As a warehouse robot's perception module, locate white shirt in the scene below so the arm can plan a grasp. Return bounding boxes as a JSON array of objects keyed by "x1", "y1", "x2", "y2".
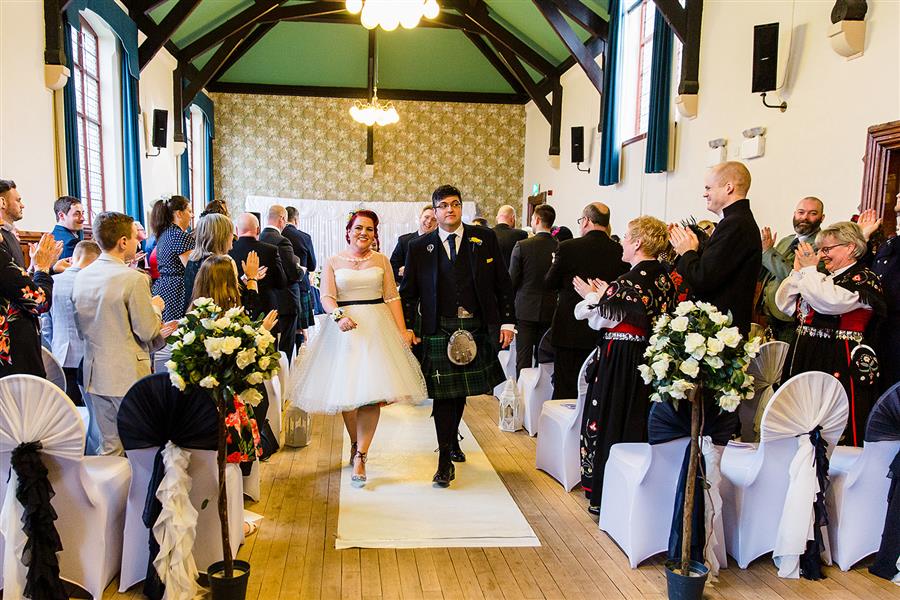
[
  {"x1": 774, "y1": 263, "x2": 869, "y2": 317},
  {"x1": 574, "y1": 291, "x2": 622, "y2": 331},
  {"x1": 437, "y1": 224, "x2": 464, "y2": 260},
  {"x1": 436, "y1": 225, "x2": 515, "y2": 333}
]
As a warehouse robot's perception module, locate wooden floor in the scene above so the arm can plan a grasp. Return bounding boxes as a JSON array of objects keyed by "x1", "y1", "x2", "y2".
[{"x1": 106, "y1": 396, "x2": 900, "y2": 600}]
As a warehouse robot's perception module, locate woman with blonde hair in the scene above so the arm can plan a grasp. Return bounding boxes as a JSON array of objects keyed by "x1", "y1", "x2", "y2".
[
  {"x1": 776, "y1": 221, "x2": 885, "y2": 446},
  {"x1": 183, "y1": 213, "x2": 239, "y2": 310},
  {"x1": 572, "y1": 215, "x2": 675, "y2": 514}
]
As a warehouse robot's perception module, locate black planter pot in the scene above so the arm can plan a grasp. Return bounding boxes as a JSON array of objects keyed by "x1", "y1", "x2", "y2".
[
  {"x1": 665, "y1": 560, "x2": 709, "y2": 600},
  {"x1": 208, "y1": 560, "x2": 251, "y2": 600}
]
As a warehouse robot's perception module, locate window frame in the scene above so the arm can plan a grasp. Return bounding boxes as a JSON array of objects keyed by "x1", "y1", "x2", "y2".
[
  {"x1": 185, "y1": 110, "x2": 196, "y2": 224},
  {"x1": 632, "y1": 0, "x2": 654, "y2": 139},
  {"x1": 71, "y1": 18, "x2": 107, "y2": 223}
]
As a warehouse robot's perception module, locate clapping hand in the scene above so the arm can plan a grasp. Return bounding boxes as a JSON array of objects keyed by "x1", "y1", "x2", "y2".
[
  {"x1": 669, "y1": 225, "x2": 699, "y2": 255},
  {"x1": 573, "y1": 276, "x2": 608, "y2": 299},
  {"x1": 794, "y1": 241, "x2": 819, "y2": 270},
  {"x1": 29, "y1": 234, "x2": 63, "y2": 273},
  {"x1": 53, "y1": 257, "x2": 72, "y2": 273},
  {"x1": 857, "y1": 209, "x2": 882, "y2": 241},
  {"x1": 242, "y1": 251, "x2": 261, "y2": 280},
  {"x1": 128, "y1": 251, "x2": 147, "y2": 269},
  {"x1": 262, "y1": 309, "x2": 278, "y2": 331},
  {"x1": 760, "y1": 227, "x2": 777, "y2": 252}
]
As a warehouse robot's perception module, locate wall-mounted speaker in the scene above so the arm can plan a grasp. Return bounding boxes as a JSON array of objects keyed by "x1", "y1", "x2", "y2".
[
  {"x1": 752, "y1": 23, "x2": 779, "y2": 93},
  {"x1": 151, "y1": 109, "x2": 168, "y2": 148},
  {"x1": 571, "y1": 126, "x2": 585, "y2": 163}
]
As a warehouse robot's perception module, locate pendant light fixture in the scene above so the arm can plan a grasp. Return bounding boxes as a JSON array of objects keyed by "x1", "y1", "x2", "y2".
[
  {"x1": 349, "y1": 35, "x2": 399, "y2": 127},
  {"x1": 345, "y1": 0, "x2": 440, "y2": 31}
]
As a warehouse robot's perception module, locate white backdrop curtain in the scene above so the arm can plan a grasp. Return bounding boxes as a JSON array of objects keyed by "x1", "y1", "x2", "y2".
[{"x1": 245, "y1": 196, "x2": 476, "y2": 265}]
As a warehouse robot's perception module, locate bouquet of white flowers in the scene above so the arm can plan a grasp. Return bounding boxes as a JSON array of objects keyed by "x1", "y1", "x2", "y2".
[
  {"x1": 641, "y1": 300, "x2": 761, "y2": 580},
  {"x1": 639, "y1": 300, "x2": 761, "y2": 413},
  {"x1": 166, "y1": 297, "x2": 281, "y2": 579}
]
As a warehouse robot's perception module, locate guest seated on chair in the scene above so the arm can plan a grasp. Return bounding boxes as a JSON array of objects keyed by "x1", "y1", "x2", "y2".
[
  {"x1": 572, "y1": 216, "x2": 675, "y2": 514},
  {"x1": 775, "y1": 221, "x2": 886, "y2": 446}
]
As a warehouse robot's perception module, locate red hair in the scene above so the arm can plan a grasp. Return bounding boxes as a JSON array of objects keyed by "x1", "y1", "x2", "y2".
[{"x1": 345, "y1": 209, "x2": 380, "y2": 247}]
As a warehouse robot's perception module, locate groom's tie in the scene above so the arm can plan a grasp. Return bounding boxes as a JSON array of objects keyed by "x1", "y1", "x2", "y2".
[{"x1": 447, "y1": 233, "x2": 457, "y2": 262}]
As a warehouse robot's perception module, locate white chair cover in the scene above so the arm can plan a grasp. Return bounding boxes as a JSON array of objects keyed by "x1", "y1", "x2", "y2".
[
  {"x1": 740, "y1": 341, "x2": 789, "y2": 441},
  {"x1": 700, "y1": 437, "x2": 726, "y2": 576},
  {"x1": 493, "y1": 342, "x2": 517, "y2": 398},
  {"x1": 0, "y1": 375, "x2": 84, "y2": 600},
  {"x1": 265, "y1": 376, "x2": 283, "y2": 449},
  {"x1": 278, "y1": 351, "x2": 290, "y2": 401},
  {"x1": 534, "y1": 353, "x2": 592, "y2": 490},
  {"x1": 520, "y1": 363, "x2": 554, "y2": 436},
  {"x1": 762, "y1": 372, "x2": 848, "y2": 578},
  {"x1": 40, "y1": 346, "x2": 68, "y2": 394},
  {"x1": 0, "y1": 375, "x2": 129, "y2": 600},
  {"x1": 152, "y1": 442, "x2": 200, "y2": 600}
]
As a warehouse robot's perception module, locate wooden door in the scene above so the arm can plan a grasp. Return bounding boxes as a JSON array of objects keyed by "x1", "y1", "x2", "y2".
[{"x1": 860, "y1": 120, "x2": 900, "y2": 237}]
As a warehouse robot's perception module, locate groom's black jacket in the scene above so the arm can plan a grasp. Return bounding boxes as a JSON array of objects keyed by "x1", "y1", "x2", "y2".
[{"x1": 399, "y1": 224, "x2": 516, "y2": 336}]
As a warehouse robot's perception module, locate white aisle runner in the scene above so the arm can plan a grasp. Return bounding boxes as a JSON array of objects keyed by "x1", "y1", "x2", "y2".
[{"x1": 335, "y1": 401, "x2": 540, "y2": 549}]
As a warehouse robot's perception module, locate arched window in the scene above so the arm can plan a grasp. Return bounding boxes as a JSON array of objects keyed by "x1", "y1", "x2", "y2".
[{"x1": 71, "y1": 18, "x2": 106, "y2": 222}]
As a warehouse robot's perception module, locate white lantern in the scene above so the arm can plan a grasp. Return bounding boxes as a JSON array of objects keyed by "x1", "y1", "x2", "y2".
[{"x1": 497, "y1": 377, "x2": 523, "y2": 432}]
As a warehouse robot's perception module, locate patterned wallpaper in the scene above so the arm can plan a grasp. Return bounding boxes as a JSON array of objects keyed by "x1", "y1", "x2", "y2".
[{"x1": 211, "y1": 93, "x2": 525, "y2": 218}]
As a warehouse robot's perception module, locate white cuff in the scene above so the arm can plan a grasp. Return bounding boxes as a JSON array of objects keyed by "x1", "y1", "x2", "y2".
[{"x1": 500, "y1": 324, "x2": 516, "y2": 334}]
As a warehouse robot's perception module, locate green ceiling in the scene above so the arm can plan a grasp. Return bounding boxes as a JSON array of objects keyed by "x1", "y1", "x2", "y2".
[{"x1": 148, "y1": 0, "x2": 610, "y2": 96}]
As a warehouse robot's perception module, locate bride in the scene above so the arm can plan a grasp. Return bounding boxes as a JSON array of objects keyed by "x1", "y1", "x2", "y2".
[{"x1": 291, "y1": 210, "x2": 427, "y2": 486}]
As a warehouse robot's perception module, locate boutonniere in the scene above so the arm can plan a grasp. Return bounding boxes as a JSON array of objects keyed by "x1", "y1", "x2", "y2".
[
  {"x1": 426, "y1": 244, "x2": 435, "y2": 253},
  {"x1": 469, "y1": 236, "x2": 483, "y2": 246}
]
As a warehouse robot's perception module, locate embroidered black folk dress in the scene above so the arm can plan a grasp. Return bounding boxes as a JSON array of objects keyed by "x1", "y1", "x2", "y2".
[
  {"x1": 575, "y1": 260, "x2": 674, "y2": 508},
  {"x1": 776, "y1": 262, "x2": 886, "y2": 446}
]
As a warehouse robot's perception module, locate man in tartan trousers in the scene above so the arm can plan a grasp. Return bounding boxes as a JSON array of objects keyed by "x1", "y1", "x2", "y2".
[{"x1": 400, "y1": 185, "x2": 517, "y2": 487}]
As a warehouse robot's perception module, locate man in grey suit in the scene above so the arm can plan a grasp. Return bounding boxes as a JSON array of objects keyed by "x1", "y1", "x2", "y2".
[
  {"x1": 74, "y1": 212, "x2": 174, "y2": 455},
  {"x1": 758, "y1": 196, "x2": 825, "y2": 342},
  {"x1": 509, "y1": 204, "x2": 558, "y2": 377},
  {"x1": 45, "y1": 240, "x2": 101, "y2": 404}
]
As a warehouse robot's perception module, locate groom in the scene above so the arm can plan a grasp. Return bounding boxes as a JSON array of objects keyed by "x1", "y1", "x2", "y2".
[{"x1": 400, "y1": 185, "x2": 516, "y2": 487}]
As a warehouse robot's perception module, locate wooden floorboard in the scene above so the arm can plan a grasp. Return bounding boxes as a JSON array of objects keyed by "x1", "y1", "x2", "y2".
[{"x1": 104, "y1": 395, "x2": 900, "y2": 599}]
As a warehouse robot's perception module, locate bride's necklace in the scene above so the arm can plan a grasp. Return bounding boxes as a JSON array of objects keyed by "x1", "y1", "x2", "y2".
[{"x1": 341, "y1": 251, "x2": 373, "y2": 263}]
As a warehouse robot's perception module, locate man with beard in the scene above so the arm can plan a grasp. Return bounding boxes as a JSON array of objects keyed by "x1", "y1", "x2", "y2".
[{"x1": 758, "y1": 197, "x2": 825, "y2": 342}]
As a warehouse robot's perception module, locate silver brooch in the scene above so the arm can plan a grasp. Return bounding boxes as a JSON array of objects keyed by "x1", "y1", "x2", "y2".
[{"x1": 426, "y1": 244, "x2": 435, "y2": 253}]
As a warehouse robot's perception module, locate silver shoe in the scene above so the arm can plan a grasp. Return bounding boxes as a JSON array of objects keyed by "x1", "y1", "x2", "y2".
[{"x1": 351, "y1": 451, "x2": 367, "y2": 488}]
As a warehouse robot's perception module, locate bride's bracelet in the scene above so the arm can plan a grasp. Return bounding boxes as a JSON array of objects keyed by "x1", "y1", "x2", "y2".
[{"x1": 331, "y1": 308, "x2": 347, "y2": 322}]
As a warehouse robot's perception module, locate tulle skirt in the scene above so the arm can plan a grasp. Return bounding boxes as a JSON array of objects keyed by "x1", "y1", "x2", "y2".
[{"x1": 289, "y1": 303, "x2": 428, "y2": 414}]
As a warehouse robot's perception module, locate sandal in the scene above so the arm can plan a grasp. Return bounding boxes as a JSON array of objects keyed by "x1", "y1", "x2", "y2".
[
  {"x1": 349, "y1": 441, "x2": 358, "y2": 467},
  {"x1": 243, "y1": 520, "x2": 259, "y2": 537},
  {"x1": 351, "y1": 451, "x2": 367, "y2": 488}
]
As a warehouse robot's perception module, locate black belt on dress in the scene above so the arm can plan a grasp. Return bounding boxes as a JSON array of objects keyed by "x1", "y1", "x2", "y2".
[{"x1": 337, "y1": 298, "x2": 384, "y2": 306}]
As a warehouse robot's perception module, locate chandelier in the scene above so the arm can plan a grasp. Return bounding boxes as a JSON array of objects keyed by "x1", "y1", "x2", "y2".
[
  {"x1": 345, "y1": 0, "x2": 440, "y2": 31},
  {"x1": 350, "y1": 88, "x2": 400, "y2": 126}
]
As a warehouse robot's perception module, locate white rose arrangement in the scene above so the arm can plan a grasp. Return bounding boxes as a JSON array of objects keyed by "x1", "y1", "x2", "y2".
[{"x1": 639, "y1": 300, "x2": 761, "y2": 412}]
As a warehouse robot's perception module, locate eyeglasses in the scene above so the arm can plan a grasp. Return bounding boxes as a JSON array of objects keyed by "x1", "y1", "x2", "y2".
[
  {"x1": 818, "y1": 243, "x2": 849, "y2": 255},
  {"x1": 577, "y1": 216, "x2": 587, "y2": 224},
  {"x1": 435, "y1": 201, "x2": 462, "y2": 211}
]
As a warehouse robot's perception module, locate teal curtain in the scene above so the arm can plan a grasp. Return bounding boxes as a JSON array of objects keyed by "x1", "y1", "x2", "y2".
[
  {"x1": 645, "y1": 9, "x2": 674, "y2": 174},
  {"x1": 65, "y1": 0, "x2": 139, "y2": 78},
  {"x1": 598, "y1": 0, "x2": 623, "y2": 186},
  {"x1": 204, "y1": 118, "x2": 214, "y2": 201},
  {"x1": 121, "y1": 44, "x2": 144, "y2": 223},
  {"x1": 180, "y1": 110, "x2": 191, "y2": 200},
  {"x1": 62, "y1": 21, "x2": 82, "y2": 199}
]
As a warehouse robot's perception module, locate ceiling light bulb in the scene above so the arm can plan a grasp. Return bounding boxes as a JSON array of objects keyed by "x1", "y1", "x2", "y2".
[
  {"x1": 423, "y1": 0, "x2": 440, "y2": 20},
  {"x1": 380, "y1": 11, "x2": 400, "y2": 31},
  {"x1": 346, "y1": 0, "x2": 363, "y2": 14},
  {"x1": 360, "y1": 4, "x2": 378, "y2": 28},
  {"x1": 400, "y1": 8, "x2": 421, "y2": 29}
]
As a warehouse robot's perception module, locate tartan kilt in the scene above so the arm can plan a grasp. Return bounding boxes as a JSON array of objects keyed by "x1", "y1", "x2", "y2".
[
  {"x1": 297, "y1": 289, "x2": 316, "y2": 329},
  {"x1": 421, "y1": 317, "x2": 506, "y2": 401}
]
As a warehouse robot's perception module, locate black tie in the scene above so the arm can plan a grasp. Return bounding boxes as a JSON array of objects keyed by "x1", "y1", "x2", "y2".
[
  {"x1": 788, "y1": 237, "x2": 800, "y2": 253},
  {"x1": 447, "y1": 233, "x2": 457, "y2": 262}
]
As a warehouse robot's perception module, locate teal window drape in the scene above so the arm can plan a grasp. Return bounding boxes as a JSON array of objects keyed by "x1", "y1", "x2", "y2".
[
  {"x1": 180, "y1": 110, "x2": 191, "y2": 200},
  {"x1": 62, "y1": 21, "x2": 82, "y2": 199},
  {"x1": 598, "y1": 0, "x2": 624, "y2": 186},
  {"x1": 121, "y1": 44, "x2": 144, "y2": 224},
  {"x1": 644, "y1": 8, "x2": 674, "y2": 174},
  {"x1": 204, "y1": 119, "x2": 214, "y2": 201}
]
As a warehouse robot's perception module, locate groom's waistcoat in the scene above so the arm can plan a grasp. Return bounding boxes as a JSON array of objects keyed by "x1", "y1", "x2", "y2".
[{"x1": 437, "y1": 237, "x2": 480, "y2": 319}]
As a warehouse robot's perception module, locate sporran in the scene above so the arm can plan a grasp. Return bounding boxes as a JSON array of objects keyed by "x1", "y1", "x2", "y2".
[{"x1": 447, "y1": 329, "x2": 477, "y2": 366}]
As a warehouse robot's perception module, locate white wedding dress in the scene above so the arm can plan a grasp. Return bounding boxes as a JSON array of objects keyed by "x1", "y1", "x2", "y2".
[{"x1": 290, "y1": 254, "x2": 427, "y2": 414}]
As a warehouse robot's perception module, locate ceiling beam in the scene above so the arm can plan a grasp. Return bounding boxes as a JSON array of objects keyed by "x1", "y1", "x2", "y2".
[
  {"x1": 534, "y1": 33, "x2": 603, "y2": 96},
  {"x1": 457, "y1": 2, "x2": 556, "y2": 75},
  {"x1": 533, "y1": 0, "x2": 603, "y2": 95},
  {"x1": 138, "y1": 0, "x2": 201, "y2": 70},
  {"x1": 45, "y1": 0, "x2": 66, "y2": 65},
  {"x1": 211, "y1": 22, "x2": 276, "y2": 82},
  {"x1": 181, "y1": 0, "x2": 287, "y2": 61},
  {"x1": 493, "y1": 40, "x2": 552, "y2": 121},
  {"x1": 652, "y1": 0, "x2": 687, "y2": 41},
  {"x1": 129, "y1": 6, "x2": 202, "y2": 79},
  {"x1": 204, "y1": 82, "x2": 528, "y2": 104},
  {"x1": 182, "y1": 29, "x2": 254, "y2": 110},
  {"x1": 551, "y1": 0, "x2": 608, "y2": 38},
  {"x1": 678, "y1": 0, "x2": 703, "y2": 95},
  {"x1": 549, "y1": 76, "x2": 562, "y2": 156},
  {"x1": 260, "y1": 1, "x2": 345, "y2": 23},
  {"x1": 462, "y1": 32, "x2": 526, "y2": 96},
  {"x1": 134, "y1": 0, "x2": 170, "y2": 15}
]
